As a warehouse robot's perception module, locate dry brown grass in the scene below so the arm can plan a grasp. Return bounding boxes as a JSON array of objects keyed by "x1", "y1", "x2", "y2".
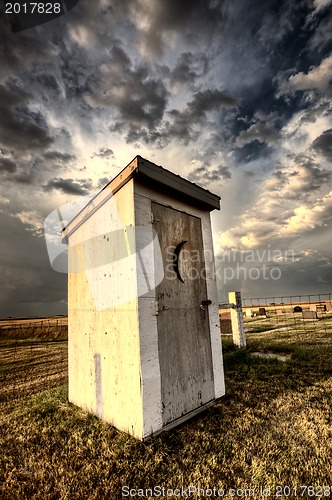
[
  {"x1": 0, "y1": 338, "x2": 67, "y2": 409},
  {"x1": 0, "y1": 325, "x2": 332, "y2": 499}
]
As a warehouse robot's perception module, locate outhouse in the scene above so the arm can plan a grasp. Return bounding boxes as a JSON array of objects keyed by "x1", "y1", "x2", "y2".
[{"x1": 62, "y1": 155, "x2": 225, "y2": 440}]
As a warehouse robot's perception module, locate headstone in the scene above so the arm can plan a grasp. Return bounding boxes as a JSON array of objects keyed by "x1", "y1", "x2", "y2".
[
  {"x1": 259, "y1": 307, "x2": 266, "y2": 316},
  {"x1": 220, "y1": 311, "x2": 231, "y2": 320},
  {"x1": 220, "y1": 319, "x2": 232, "y2": 334},
  {"x1": 302, "y1": 311, "x2": 318, "y2": 321},
  {"x1": 276, "y1": 309, "x2": 283, "y2": 315}
]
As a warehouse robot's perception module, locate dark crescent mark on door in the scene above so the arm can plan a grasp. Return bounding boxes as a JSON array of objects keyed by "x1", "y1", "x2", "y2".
[{"x1": 173, "y1": 241, "x2": 187, "y2": 283}]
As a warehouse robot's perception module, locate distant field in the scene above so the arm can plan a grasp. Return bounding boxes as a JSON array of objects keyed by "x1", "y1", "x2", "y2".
[
  {"x1": 0, "y1": 316, "x2": 68, "y2": 340},
  {"x1": 0, "y1": 322, "x2": 332, "y2": 499},
  {"x1": 244, "y1": 311, "x2": 332, "y2": 337},
  {"x1": 0, "y1": 338, "x2": 68, "y2": 409}
]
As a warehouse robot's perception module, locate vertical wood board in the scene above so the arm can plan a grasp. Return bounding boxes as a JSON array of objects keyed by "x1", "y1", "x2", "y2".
[{"x1": 152, "y1": 201, "x2": 214, "y2": 425}]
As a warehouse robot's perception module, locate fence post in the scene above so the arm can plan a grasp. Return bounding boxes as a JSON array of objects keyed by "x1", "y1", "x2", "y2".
[{"x1": 228, "y1": 291, "x2": 246, "y2": 348}]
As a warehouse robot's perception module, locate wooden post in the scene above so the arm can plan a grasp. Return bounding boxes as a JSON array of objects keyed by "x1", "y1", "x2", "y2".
[{"x1": 228, "y1": 291, "x2": 246, "y2": 348}]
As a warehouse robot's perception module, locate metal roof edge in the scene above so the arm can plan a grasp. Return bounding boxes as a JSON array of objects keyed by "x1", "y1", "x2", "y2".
[{"x1": 135, "y1": 156, "x2": 221, "y2": 210}]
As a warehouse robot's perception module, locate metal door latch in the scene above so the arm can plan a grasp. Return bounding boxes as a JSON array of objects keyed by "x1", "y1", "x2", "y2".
[{"x1": 200, "y1": 300, "x2": 211, "y2": 319}]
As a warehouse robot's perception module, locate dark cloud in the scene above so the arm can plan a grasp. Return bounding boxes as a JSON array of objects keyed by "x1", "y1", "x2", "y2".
[
  {"x1": 161, "y1": 89, "x2": 237, "y2": 146},
  {"x1": 109, "y1": 122, "x2": 124, "y2": 134},
  {"x1": 309, "y1": 10, "x2": 332, "y2": 52},
  {"x1": 170, "y1": 52, "x2": 209, "y2": 90},
  {"x1": 0, "y1": 152, "x2": 38, "y2": 184},
  {"x1": 43, "y1": 151, "x2": 76, "y2": 162},
  {"x1": 189, "y1": 163, "x2": 231, "y2": 187},
  {"x1": 235, "y1": 121, "x2": 281, "y2": 148},
  {"x1": 58, "y1": 48, "x2": 94, "y2": 101},
  {"x1": 124, "y1": 127, "x2": 168, "y2": 148},
  {"x1": 233, "y1": 141, "x2": 274, "y2": 163},
  {"x1": 118, "y1": 0, "x2": 227, "y2": 57},
  {"x1": 0, "y1": 14, "x2": 60, "y2": 76},
  {"x1": 0, "y1": 0, "x2": 332, "y2": 316},
  {"x1": 312, "y1": 129, "x2": 332, "y2": 159},
  {"x1": 91, "y1": 148, "x2": 114, "y2": 159},
  {"x1": 187, "y1": 89, "x2": 237, "y2": 118},
  {"x1": 0, "y1": 81, "x2": 53, "y2": 151},
  {"x1": 86, "y1": 45, "x2": 236, "y2": 149},
  {"x1": 0, "y1": 81, "x2": 30, "y2": 107},
  {"x1": 12, "y1": 171, "x2": 37, "y2": 184},
  {"x1": 35, "y1": 74, "x2": 61, "y2": 94},
  {"x1": 257, "y1": 0, "x2": 311, "y2": 51},
  {"x1": 44, "y1": 177, "x2": 93, "y2": 195},
  {"x1": 0, "y1": 157, "x2": 16, "y2": 173},
  {"x1": 86, "y1": 43, "x2": 169, "y2": 134}
]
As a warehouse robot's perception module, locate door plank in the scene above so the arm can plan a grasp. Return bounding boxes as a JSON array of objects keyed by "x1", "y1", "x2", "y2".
[{"x1": 152, "y1": 202, "x2": 214, "y2": 425}]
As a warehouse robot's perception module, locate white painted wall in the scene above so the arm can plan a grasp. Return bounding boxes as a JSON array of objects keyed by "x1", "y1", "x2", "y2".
[{"x1": 68, "y1": 179, "x2": 144, "y2": 439}]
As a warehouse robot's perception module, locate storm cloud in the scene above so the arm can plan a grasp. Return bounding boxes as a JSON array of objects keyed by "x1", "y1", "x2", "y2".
[{"x1": 0, "y1": 0, "x2": 332, "y2": 315}]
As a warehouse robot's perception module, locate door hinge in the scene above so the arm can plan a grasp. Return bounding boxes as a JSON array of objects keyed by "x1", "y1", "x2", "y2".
[{"x1": 153, "y1": 300, "x2": 159, "y2": 316}]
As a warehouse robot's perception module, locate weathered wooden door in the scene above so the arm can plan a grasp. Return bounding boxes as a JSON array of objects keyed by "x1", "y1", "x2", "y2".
[{"x1": 152, "y1": 202, "x2": 214, "y2": 425}]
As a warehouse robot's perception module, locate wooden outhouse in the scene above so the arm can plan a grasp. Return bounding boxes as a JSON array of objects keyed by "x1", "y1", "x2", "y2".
[{"x1": 63, "y1": 155, "x2": 225, "y2": 440}]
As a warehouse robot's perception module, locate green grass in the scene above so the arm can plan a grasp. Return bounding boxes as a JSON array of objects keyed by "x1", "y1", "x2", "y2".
[{"x1": 1, "y1": 329, "x2": 332, "y2": 499}]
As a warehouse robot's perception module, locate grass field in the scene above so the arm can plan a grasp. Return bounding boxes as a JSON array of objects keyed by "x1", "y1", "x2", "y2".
[
  {"x1": 1, "y1": 324, "x2": 332, "y2": 499},
  {"x1": 0, "y1": 338, "x2": 67, "y2": 409},
  {"x1": 244, "y1": 311, "x2": 332, "y2": 337}
]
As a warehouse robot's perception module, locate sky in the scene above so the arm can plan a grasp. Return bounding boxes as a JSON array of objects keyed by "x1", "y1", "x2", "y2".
[{"x1": 0, "y1": 0, "x2": 332, "y2": 316}]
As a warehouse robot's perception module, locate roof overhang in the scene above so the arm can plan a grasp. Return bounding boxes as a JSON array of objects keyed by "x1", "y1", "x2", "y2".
[{"x1": 62, "y1": 156, "x2": 221, "y2": 242}]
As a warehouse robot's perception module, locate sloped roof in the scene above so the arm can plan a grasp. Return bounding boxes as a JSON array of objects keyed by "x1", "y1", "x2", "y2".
[{"x1": 62, "y1": 155, "x2": 221, "y2": 241}]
